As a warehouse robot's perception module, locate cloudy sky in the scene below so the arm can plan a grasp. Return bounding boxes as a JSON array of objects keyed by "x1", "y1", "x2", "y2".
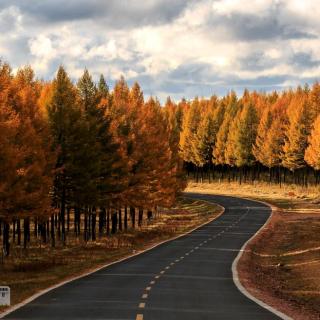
[{"x1": 1, "y1": 0, "x2": 320, "y2": 101}]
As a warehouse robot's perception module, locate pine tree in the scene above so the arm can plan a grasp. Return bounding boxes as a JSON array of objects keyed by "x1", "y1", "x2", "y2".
[
  {"x1": 213, "y1": 91, "x2": 238, "y2": 165},
  {"x1": 0, "y1": 64, "x2": 54, "y2": 253},
  {"x1": 224, "y1": 110, "x2": 240, "y2": 167},
  {"x1": 162, "y1": 98, "x2": 187, "y2": 205},
  {"x1": 282, "y1": 93, "x2": 311, "y2": 171},
  {"x1": 233, "y1": 102, "x2": 258, "y2": 167},
  {"x1": 195, "y1": 106, "x2": 217, "y2": 167},
  {"x1": 305, "y1": 115, "x2": 320, "y2": 170},
  {"x1": 253, "y1": 107, "x2": 273, "y2": 166},
  {"x1": 179, "y1": 98, "x2": 200, "y2": 165},
  {"x1": 98, "y1": 74, "x2": 109, "y2": 99},
  {"x1": 47, "y1": 66, "x2": 82, "y2": 245}
]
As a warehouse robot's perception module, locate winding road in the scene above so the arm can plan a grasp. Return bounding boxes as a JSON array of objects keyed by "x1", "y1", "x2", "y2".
[{"x1": 3, "y1": 193, "x2": 284, "y2": 319}]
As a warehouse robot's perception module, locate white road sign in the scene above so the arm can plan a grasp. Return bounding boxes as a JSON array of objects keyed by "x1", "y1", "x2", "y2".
[{"x1": 0, "y1": 286, "x2": 10, "y2": 306}]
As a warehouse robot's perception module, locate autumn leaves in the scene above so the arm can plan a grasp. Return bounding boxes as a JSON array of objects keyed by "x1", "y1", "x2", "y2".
[
  {"x1": 179, "y1": 85, "x2": 320, "y2": 184},
  {"x1": 0, "y1": 62, "x2": 186, "y2": 256},
  {"x1": 2, "y1": 58, "x2": 320, "y2": 257}
]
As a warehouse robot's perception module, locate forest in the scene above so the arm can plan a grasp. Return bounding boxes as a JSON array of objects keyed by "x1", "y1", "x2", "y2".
[
  {"x1": 1, "y1": 60, "x2": 320, "y2": 257},
  {"x1": 180, "y1": 83, "x2": 320, "y2": 186},
  {"x1": 0, "y1": 62, "x2": 186, "y2": 257}
]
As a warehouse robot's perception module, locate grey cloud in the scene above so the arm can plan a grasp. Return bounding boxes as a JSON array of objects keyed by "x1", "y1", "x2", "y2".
[
  {"x1": 207, "y1": 5, "x2": 318, "y2": 42},
  {"x1": 230, "y1": 15, "x2": 317, "y2": 41},
  {"x1": 238, "y1": 52, "x2": 277, "y2": 71},
  {"x1": 0, "y1": 36, "x2": 30, "y2": 66},
  {"x1": 231, "y1": 74, "x2": 289, "y2": 87},
  {"x1": 1, "y1": 0, "x2": 320, "y2": 103},
  {"x1": 290, "y1": 52, "x2": 320, "y2": 69},
  {"x1": 1, "y1": 0, "x2": 194, "y2": 28},
  {"x1": 169, "y1": 62, "x2": 215, "y2": 83}
]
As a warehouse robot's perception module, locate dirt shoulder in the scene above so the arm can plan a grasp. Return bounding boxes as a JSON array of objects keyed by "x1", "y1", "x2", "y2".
[
  {"x1": 187, "y1": 182, "x2": 320, "y2": 319},
  {"x1": 0, "y1": 198, "x2": 222, "y2": 315}
]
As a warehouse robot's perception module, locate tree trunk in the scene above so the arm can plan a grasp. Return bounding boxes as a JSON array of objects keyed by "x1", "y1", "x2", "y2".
[
  {"x1": 41, "y1": 222, "x2": 47, "y2": 244},
  {"x1": 111, "y1": 211, "x2": 117, "y2": 234},
  {"x1": 88, "y1": 211, "x2": 92, "y2": 240},
  {"x1": 3, "y1": 222, "x2": 10, "y2": 256},
  {"x1": 12, "y1": 219, "x2": 16, "y2": 243},
  {"x1": 60, "y1": 199, "x2": 66, "y2": 246},
  {"x1": 34, "y1": 218, "x2": 38, "y2": 239},
  {"x1": 130, "y1": 207, "x2": 135, "y2": 229},
  {"x1": 74, "y1": 207, "x2": 79, "y2": 236},
  {"x1": 124, "y1": 207, "x2": 128, "y2": 230},
  {"x1": 118, "y1": 209, "x2": 122, "y2": 231},
  {"x1": 17, "y1": 219, "x2": 21, "y2": 245},
  {"x1": 92, "y1": 209, "x2": 96, "y2": 241},
  {"x1": 99, "y1": 208, "x2": 105, "y2": 237},
  {"x1": 84, "y1": 211, "x2": 88, "y2": 242},
  {"x1": 138, "y1": 208, "x2": 143, "y2": 227},
  {"x1": 51, "y1": 214, "x2": 55, "y2": 248},
  {"x1": 106, "y1": 209, "x2": 110, "y2": 236},
  {"x1": 67, "y1": 207, "x2": 70, "y2": 232},
  {"x1": 23, "y1": 218, "x2": 30, "y2": 249}
]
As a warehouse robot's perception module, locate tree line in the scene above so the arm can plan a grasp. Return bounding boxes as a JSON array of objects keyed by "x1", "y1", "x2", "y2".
[
  {"x1": 0, "y1": 62, "x2": 186, "y2": 257},
  {"x1": 2, "y1": 60, "x2": 320, "y2": 258},
  {"x1": 178, "y1": 84, "x2": 320, "y2": 186}
]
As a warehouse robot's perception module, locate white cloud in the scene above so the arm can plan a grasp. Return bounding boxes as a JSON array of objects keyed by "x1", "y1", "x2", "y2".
[
  {"x1": 29, "y1": 35, "x2": 55, "y2": 58},
  {"x1": 212, "y1": 0, "x2": 275, "y2": 16},
  {"x1": 0, "y1": 0, "x2": 320, "y2": 100},
  {"x1": 265, "y1": 48, "x2": 282, "y2": 59}
]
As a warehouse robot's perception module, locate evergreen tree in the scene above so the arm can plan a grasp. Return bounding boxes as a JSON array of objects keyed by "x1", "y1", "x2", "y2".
[
  {"x1": 282, "y1": 93, "x2": 311, "y2": 171},
  {"x1": 213, "y1": 91, "x2": 238, "y2": 165},
  {"x1": 179, "y1": 98, "x2": 200, "y2": 165},
  {"x1": 47, "y1": 66, "x2": 82, "y2": 244},
  {"x1": 305, "y1": 115, "x2": 320, "y2": 170},
  {"x1": 233, "y1": 102, "x2": 258, "y2": 167},
  {"x1": 253, "y1": 108, "x2": 273, "y2": 166},
  {"x1": 98, "y1": 74, "x2": 109, "y2": 99},
  {"x1": 195, "y1": 106, "x2": 218, "y2": 167}
]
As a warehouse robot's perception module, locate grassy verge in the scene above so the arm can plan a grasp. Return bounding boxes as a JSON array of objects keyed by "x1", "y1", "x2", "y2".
[
  {"x1": 187, "y1": 181, "x2": 320, "y2": 319},
  {"x1": 0, "y1": 197, "x2": 221, "y2": 314}
]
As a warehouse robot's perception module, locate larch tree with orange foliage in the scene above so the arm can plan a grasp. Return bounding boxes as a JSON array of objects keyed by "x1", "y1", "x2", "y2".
[{"x1": 305, "y1": 115, "x2": 320, "y2": 173}]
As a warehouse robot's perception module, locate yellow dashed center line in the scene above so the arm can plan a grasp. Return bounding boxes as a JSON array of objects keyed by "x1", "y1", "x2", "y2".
[{"x1": 135, "y1": 224, "x2": 234, "y2": 320}]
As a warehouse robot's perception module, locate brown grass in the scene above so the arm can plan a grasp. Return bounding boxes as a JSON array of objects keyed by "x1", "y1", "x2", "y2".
[
  {"x1": 0, "y1": 198, "x2": 221, "y2": 313},
  {"x1": 187, "y1": 181, "x2": 320, "y2": 319}
]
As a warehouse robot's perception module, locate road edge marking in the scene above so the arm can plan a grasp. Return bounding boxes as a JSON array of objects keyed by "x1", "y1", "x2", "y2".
[
  {"x1": 231, "y1": 197, "x2": 293, "y2": 320},
  {"x1": 0, "y1": 199, "x2": 224, "y2": 319}
]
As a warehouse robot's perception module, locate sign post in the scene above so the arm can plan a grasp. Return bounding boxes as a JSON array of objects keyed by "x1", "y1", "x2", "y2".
[{"x1": 0, "y1": 286, "x2": 10, "y2": 306}]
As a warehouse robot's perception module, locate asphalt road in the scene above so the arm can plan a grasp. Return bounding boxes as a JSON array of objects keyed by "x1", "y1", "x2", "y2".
[{"x1": 4, "y1": 193, "x2": 281, "y2": 320}]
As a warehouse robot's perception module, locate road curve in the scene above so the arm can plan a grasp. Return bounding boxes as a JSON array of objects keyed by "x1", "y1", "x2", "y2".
[{"x1": 3, "y1": 193, "x2": 281, "y2": 320}]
